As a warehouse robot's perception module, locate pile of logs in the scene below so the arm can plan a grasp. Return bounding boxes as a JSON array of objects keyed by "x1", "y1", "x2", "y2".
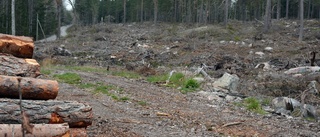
[{"x1": 0, "y1": 34, "x2": 92, "y2": 136}]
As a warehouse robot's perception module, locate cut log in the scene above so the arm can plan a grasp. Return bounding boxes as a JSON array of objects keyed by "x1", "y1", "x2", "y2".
[
  {"x1": 0, "y1": 53, "x2": 40, "y2": 78},
  {"x1": 0, "y1": 99, "x2": 93, "y2": 128},
  {"x1": 0, "y1": 124, "x2": 87, "y2": 137},
  {"x1": 0, "y1": 33, "x2": 34, "y2": 58},
  {"x1": 0, "y1": 75, "x2": 59, "y2": 100}
]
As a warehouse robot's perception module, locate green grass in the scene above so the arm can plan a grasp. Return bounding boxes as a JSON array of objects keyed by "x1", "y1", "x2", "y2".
[
  {"x1": 137, "y1": 101, "x2": 147, "y2": 106},
  {"x1": 244, "y1": 97, "x2": 267, "y2": 114},
  {"x1": 79, "y1": 83, "x2": 96, "y2": 89},
  {"x1": 119, "y1": 97, "x2": 130, "y2": 101},
  {"x1": 110, "y1": 71, "x2": 141, "y2": 79},
  {"x1": 65, "y1": 66, "x2": 109, "y2": 73},
  {"x1": 53, "y1": 73, "x2": 81, "y2": 84},
  {"x1": 40, "y1": 68, "x2": 52, "y2": 75},
  {"x1": 146, "y1": 74, "x2": 169, "y2": 83},
  {"x1": 169, "y1": 73, "x2": 184, "y2": 84}
]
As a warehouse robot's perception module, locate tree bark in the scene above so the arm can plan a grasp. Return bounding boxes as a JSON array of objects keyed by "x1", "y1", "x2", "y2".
[
  {"x1": 0, "y1": 123, "x2": 87, "y2": 137},
  {"x1": 0, "y1": 75, "x2": 58, "y2": 100},
  {"x1": 0, "y1": 34, "x2": 34, "y2": 58},
  {"x1": 56, "y1": 0, "x2": 62, "y2": 39},
  {"x1": 0, "y1": 99, "x2": 93, "y2": 128},
  {"x1": 123, "y1": 0, "x2": 127, "y2": 23},
  {"x1": 264, "y1": 0, "x2": 272, "y2": 33},
  {"x1": 298, "y1": 0, "x2": 304, "y2": 42},
  {"x1": 286, "y1": 0, "x2": 289, "y2": 19},
  {"x1": 140, "y1": 0, "x2": 144, "y2": 22},
  {"x1": 28, "y1": 0, "x2": 33, "y2": 36},
  {"x1": 0, "y1": 54, "x2": 40, "y2": 78},
  {"x1": 224, "y1": 0, "x2": 229, "y2": 26},
  {"x1": 153, "y1": 0, "x2": 158, "y2": 25},
  {"x1": 277, "y1": 0, "x2": 281, "y2": 20},
  {"x1": 11, "y1": 0, "x2": 15, "y2": 35}
]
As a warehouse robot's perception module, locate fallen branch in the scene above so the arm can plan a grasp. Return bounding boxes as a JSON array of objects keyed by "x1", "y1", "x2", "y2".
[
  {"x1": 221, "y1": 121, "x2": 243, "y2": 128},
  {"x1": 194, "y1": 64, "x2": 212, "y2": 80}
]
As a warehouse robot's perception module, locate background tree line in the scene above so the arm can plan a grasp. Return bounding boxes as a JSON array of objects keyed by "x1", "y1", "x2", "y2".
[{"x1": 0, "y1": 0, "x2": 320, "y2": 39}]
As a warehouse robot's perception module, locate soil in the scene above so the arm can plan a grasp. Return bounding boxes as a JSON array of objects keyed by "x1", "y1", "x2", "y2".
[{"x1": 35, "y1": 20, "x2": 320, "y2": 136}]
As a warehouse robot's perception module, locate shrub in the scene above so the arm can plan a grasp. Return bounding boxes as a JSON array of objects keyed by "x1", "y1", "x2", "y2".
[{"x1": 244, "y1": 97, "x2": 266, "y2": 114}]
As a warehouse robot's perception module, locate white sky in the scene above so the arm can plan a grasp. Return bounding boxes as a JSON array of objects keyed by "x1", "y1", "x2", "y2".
[{"x1": 63, "y1": 0, "x2": 73, "y2": 11}]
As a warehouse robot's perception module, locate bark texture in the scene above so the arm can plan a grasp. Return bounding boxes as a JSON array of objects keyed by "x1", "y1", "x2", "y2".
[
  {"x1": 0, "y1": 53, "x2": 40, "y2": 78},
  {"x1": 0, "y1": 75, "x2": 58, "y2": 100},
  {"x1": 0, "y1": 99, "x2": 93, "y2": 128},
  {"x1": 0, "y1": 33, "x2": 34, "y2": 58},
  {"x1": 0, "y1": 123, "x2": 87, "y2": 137}
]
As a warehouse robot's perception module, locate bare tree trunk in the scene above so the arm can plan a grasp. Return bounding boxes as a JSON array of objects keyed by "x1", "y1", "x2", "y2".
[
  {"x1": 224, "y1": 0, "x2": 229, "y2": 26},
  {"x1": 307, "y1": 0, "x2": 311, "y2": 19},
  {"x1": 141, "y1": 0, "x2": 144, "y2": 22},
  {"x1": 205, "y1": 0, "x2": 208, "y2": 24},
  {"x1": 56, "y1": 0, "x2": 62, "y2": 39},
  {"x1": 187, "y1": 0, "x2": 192, "y2": 23},
  {"x1": 153, "y1": 0, "x2": 158, "y2": 24},
  {"x1": 67, "y1": 0, "x2": 78, "y2": 26},
  {"x1": 298, "y1": 0, "x2": 304, "y2": 42},
  {"x1": 286, "y1": 0, "x2": 290, "y2": 19},
  {"x1": 264, "y1": 0, "x2": 272, "y2": 33},
  {"x1": 28, "y1": 0, "x2": 33, "y2": 36},
  {"x1": 11, "y1": 0, "x2": 15, "y2": 35},
  {"x1": 277, "y1": 0, "x2": 281, "y2": 20},
  {"x1": 123, "y1": 0, "x2": 126, "y2": 24}
]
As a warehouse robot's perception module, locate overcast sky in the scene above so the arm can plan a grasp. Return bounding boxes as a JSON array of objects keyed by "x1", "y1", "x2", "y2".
[{"x1": 63, "y1": 0, "x2": 73, "y2": 11}]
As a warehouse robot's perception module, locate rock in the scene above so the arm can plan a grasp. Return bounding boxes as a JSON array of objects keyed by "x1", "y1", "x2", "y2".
[
  {"x1": 255, "y1": 51, "x2": 265, "y2": 57},
  {"x1": 53, "y1": 46, "x2": 72, "y2": 56},
  {"x1": 272, "y1": 97, "x2": 301, "y2": 111},
  {"x1": 284, "y1": 66, "x2": 320, "y2": 75},
  {"x1": 264, "y1": 47, "x2": 273, "y2": 51},
  {"x1": 302, "y1": 104, "x2": 318, "y2": 119},
  {"x1": 225, "y1": 95, "x2": 236, "y2": 102},
  {"x1": 307, "y1": 80, "x2": 319, "y2": 95},
  {"x1": 192, "y1": 77, "x2": 205, "y2": 83},
  {"x1": 219, "y1": 40, "x2": 226, "y2": 44},
  {"x1": 212, "y1": 73, "x2": 239, "y2": 93}
]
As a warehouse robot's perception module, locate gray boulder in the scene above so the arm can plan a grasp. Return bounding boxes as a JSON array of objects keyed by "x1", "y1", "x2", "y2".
[{"x1": 212, "y1": 73, "x2": 239, "y2": 93}]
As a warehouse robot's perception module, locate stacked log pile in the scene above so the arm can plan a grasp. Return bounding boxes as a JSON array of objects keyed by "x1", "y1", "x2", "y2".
[{"x1": 0, "y1": 34, "x2": 92, "y2": 136}]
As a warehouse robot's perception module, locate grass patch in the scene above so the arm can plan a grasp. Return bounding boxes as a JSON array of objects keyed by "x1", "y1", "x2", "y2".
[
  {"x1": 244, "y1": 97, "x2": 267, "y2": 114},
  {"x1": 53, "y1": 73, "x2": 81, "y2": 84},
  {"x1": 147, "y1": 74, "x2": 169, "y2": 83},
  {"x1": 79, "y1": 83, "x2": 96, "y2": 89},
  {"x1": 94, "y1": 85, "x2": 115, "y2": 94},
  {"x1": 65, "y1": 66, "x2": 109, "y2": 73},
  {"x1": 119, "y1": 97, "x2": 130, "y2": 102},
  {"x1": 110, "y1": 71, "x2": 141, "y2": 79},
  {"x1": 110, "y1": 94, "x2": 119, "y2": 100},
  {"x1": 40, "y1": 68, "x2": 52, "y2": 75},
  {"x1": 137, "y1": 101, "x2": 147, "y2": 106}
]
